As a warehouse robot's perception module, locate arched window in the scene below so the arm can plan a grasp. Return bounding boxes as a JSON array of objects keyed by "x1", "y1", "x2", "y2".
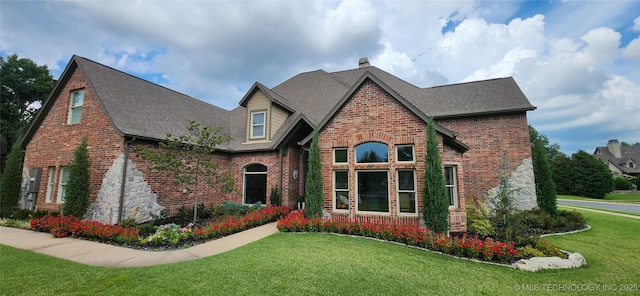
[
  {"x1": 244, "y1": 164, "x2": 267, "y2": 204},
  {"x1": 355, "y1": 142, "x2": 388, "y2": 163}
]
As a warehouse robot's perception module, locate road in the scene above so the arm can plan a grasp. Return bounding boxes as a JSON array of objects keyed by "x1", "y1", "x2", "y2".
[{"x1": 557, "y1": 199, "x2": 640, "y2": 213}]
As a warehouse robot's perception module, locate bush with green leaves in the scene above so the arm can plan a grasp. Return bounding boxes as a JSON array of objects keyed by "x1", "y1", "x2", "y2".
[
  {"x1": 0, "y1": 143, "x2": 24, "y2": 218},
  {"x1": 62, "y1": 137, "x2": 91, "y2": 218},
  {"x1": 614, "y1": 177, "x2": 632, "y2": 190},
  {"x1": 270, "y1": 187, "x2": 281, "y2": 206},
  {"x1": 422, "y1": 117, "x2": 449, "y2": 234},
  {"x1": 305, "y1": 128, "x2": 324, "y2": 218},
  {"x1": 465, "y1": 197, "x2": 494, "y2": 237}
]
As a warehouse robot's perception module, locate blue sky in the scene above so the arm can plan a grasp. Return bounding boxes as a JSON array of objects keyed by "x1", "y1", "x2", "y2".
[{"x1": 1, "y1": 0, "x2": 639, "y2": 155}]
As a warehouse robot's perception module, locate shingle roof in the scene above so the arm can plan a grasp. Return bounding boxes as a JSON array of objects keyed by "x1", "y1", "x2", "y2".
[
  {"x1": 594, "y1": 145, "x2": 640, "y2": 174},
  {"x1": 22, "y1": 56, "x2": 536, "y2": 153}
]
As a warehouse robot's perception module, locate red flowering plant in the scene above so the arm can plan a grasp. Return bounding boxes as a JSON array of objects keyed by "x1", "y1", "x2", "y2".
[
  {"x1": 277, "y1": 210, "x2": 519, "y2": 264},
  {"x1": 30, "y1": 215, "x2": 139, "y2": 243}
]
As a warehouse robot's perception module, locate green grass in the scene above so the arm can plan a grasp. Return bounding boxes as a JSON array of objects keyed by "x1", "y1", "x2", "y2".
[
  {"x1": 559, "y1": 194, "x2": 640, "y2": 203},
  {"x1": 559, "y1": 204, "x2": 640, "y2": 217},
  {"x1": 1, "y1": 210, "x2": 639, "y2": 295}
]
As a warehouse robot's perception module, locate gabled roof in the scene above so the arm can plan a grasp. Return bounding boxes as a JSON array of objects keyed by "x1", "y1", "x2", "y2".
[
  {"x1": 594, "y1": 145, "x2": 640, "y2": 174},
  {"x1": 302, "y1": 70, "x2": 469, "y2": 152},
  {"x1": 22, "y1": 55, "x2": 235, "y2": 150},
  {"x1": 271, "y1": 65, "x2": 535, "y2": 126},
  {"x1": 22, "y1": 56, "x2": 535, "y2": 154}
]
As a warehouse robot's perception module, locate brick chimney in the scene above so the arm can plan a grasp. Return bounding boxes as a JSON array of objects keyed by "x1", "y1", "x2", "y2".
[
  {"x1": 607, "y1": 139, "x2": 622, "y2": 158},
  {"x1": 358, "y1": 57, "x2": 370, "y2": 68}
]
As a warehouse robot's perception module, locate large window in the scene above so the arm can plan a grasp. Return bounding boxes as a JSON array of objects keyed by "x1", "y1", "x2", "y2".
[
  {"x1": 396, "y1": 145, "x2": 414, "y2": 162},
  {"x1": 334, "y1": 171, "x2": 349, "y2": 210},
  {"x1": 357, "y1": 171, "x2": 389, "y2": 212},
  {"x1": 250, "y1": 111, "x2": 266, "y2": 139},
  {"x1": 397, "y1": 170, "x2": 416, "y2": 214},
  {"x1": 57, "y1": 167, "x2": 69, "y2": 203},
  {"x1": 45, "y1": 167, "x2": 55, "y2": 203},
  {"x1": 445, "y1": 166, "x2": 458, "y2": 208},
  {"x1": 68, "y1": 89, "x2": 84, "y2": 124},
  {"x1": 244, "y1": 164, "x2": 267, "y2": 204},
  {"x1": 356, "y1": 142, "x2": 388, "y2": 163}
]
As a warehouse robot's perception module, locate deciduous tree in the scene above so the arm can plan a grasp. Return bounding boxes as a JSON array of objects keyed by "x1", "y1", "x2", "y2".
[{"x1": 0, "y1": 54, "x2": 55, "y2": 147}]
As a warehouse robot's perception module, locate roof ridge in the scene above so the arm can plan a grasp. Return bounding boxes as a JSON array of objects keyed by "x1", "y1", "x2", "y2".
[
  {"x1": 74, "y1": 55, "x2": 229, "y2": 113},
  {"x1": 425, "y1": 77, "x2": 512, "y2": 90}
]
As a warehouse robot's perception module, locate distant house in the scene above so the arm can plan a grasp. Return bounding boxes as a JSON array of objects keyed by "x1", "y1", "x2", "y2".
[
  {"x1": 594, "y1": 139, "x2": 640, "y2": 177},
  {"x1": 19, "y1": 55, "x2": 537, "y2": 232}
]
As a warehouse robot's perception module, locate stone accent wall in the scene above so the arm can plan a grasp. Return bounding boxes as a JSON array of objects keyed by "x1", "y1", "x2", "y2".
[
  {"x1": 23, "y1": 66, "x2": 125, "y2": 213},
  {"x1": 486, "y1": 157, "x2": 536, "y2": 210},
  {"x1": 87, "y1": 154, "x2": 164, "y2": 224},
  {"x1": 318, "y1": 80, "x2": 466, "y2": 232},
  {"x1": 436, "y1": 113, "x2": 537, "y2": 209}
]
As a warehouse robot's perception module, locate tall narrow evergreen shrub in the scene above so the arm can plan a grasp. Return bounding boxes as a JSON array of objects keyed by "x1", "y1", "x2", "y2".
[
  {"x1": 305, "y1": 128, "x2": 324, "y2": 218},
  {"x1": 422, "y1": 118, "x2": 449, "y2": 233},
  {"x1": 63, "y1": 137, "x2": 91, "y2": 218},
  {"x1": 0, "y1": 143, "x2": 25, "y2": 217},
  {"x1": 529, "y1": 126, "x2": 557, "y2": 217}
]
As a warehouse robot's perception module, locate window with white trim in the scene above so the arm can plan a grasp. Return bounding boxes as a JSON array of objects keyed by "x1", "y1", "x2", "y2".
[
  {"x1": 357, "y1": 171, "x2": 389, "y2": 212},
  {"x1": 57, "y1": 167, "x2": 69, "y2": 203},
  {"x1": 356, "y1": 142, "x2": 388, "y2": 163},
  {"x1": 397, "y1": 170, "x2": 416, "y2": 214},
  {"x1": 334, "y1": 148, "x2": 347, "y2": 164},
  {"x1": 445, "y1": 166, "x2": 458, "y2": 208},
  {"x1": 244, "y1": 164, "x2": 267, "y2": 204},
  {"x1": 396, "y1": 145, "x2": 414, "y2": 162},
  {"x1": 68, "y1": 89, "x2": 84, "y2": 124},
  {"x1": 45, "y1": 167, "x2": 55, "y2": 203},
  {"x1": 250, "y1": 111, "x2": 266, "y2": 139},
  {"x1": 334, "y1": 171, "x2": 349, "y2": 210}
]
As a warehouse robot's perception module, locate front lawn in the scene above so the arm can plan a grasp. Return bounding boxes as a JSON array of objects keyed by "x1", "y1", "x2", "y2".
[
  {"x1": 559, "y1": 194, "x2": 640, "y2": 203},
  {"x1": 1, "y1": 209, "x2": 638, "y2": 295}
]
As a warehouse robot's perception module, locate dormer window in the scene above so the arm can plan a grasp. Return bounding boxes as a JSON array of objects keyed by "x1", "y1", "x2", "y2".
[
  {"x1": 250, "y1": 111, "x2": 266, "y2": 139},
  {"x1": 68, "y1": 89, "x2": 84, "y2": 124}
]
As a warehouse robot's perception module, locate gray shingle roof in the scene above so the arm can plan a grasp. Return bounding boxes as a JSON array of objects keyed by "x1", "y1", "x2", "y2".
[
  {"x1": 23, "y1": 56, "x2": 536, "y2": 153},
  {"x1": 594, "y1": 145, "x2": 640, "y2": 174}
]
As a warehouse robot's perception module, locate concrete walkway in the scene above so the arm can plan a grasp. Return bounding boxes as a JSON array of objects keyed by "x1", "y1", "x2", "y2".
[{"x1": 0, "y1": 222, "x2": 279, "y2": 267}]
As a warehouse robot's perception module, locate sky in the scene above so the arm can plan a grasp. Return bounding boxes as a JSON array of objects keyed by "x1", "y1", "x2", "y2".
[{"x1": 1, "y1": 0, "x2": 639, "y2": 155}]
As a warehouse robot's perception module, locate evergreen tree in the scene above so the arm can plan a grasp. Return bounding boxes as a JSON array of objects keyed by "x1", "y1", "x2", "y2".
[
  {"x1": 0, "y1": 143, "x2": 24, "y2": 217},
  {"x1": 571, "y1": 150, "x2": 613, "y2": 199},
  {"x1": 63, "y1": 137, "x2": 91, "y2": 217},
  {"x1": 551, "y1": 154, "x2": 574, "y2": 194},
  {"x1": 422, "y1": 118, "x2": 449, "y2": 233},
  {"x1": 305, "y1": 128, "x2": 324, "y2": 218},
  {"x1": 528, "y1": 126, "x2": 557, "y2": 217}
]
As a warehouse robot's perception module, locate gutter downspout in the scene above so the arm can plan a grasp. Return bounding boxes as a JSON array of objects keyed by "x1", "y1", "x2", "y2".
[{"x1": 118, "y1": 137, "x2": 136, "y2": 223}]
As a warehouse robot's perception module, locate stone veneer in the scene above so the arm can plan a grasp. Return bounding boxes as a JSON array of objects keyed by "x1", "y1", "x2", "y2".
[{"x1": 87, "y1": 154, "x2": 164, "y2": 224}]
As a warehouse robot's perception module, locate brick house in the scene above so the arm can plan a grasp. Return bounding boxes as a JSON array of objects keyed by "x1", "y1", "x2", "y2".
[{"x1": 20, "y1": 55, "x2": 536, "y2": 232}]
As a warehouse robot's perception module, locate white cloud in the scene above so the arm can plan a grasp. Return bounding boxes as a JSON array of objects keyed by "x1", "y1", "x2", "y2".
[
  {"x1": 623, "y1": 37, "x2": 640, "y2": 61},
  {"x1": 634, "y1": 16, "x2": 640, "y2": 31}
]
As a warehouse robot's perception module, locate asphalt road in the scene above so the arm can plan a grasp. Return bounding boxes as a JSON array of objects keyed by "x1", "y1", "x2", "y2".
[{"x1": 557, "y1": 199, "x2": 640, "y2": 213}]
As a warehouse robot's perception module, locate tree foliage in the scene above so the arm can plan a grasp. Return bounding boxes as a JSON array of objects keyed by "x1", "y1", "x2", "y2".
[
  {"x1": 0, "y1": 54, "x2": 55, "y2": 147},
  {"x1": 528, "y1": 126, "x2": 557, "y2": 217},
  {"x1": 0, "y1": 143, "x2": 24, "y2": 217},
  {"x1": 305, "y1": 128, "x2": 324, "y2": 218},
  {"x1": 63, "y1": 137, "x2": 91, "y2": 217},
  {"x1": 553, "y1": 150, "x2": 613, "y2": 198},
  {"x1": 422, "y1": 117, "x2": 449, "y2": 233},
  {"x1": 136, "y1": 120, "x2": 234, "y2": 222}
]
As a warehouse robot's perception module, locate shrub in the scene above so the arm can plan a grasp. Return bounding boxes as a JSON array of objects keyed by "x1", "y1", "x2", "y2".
[
  {"x1": 11, "y1": 209, "x2": 33, "y2": 220},
  {"x1": 270, "y1": 187, "x2": 281, "y2": 206},
  {"x1": 531, "y1": 237, "x2": 565, "y2": 258},
  {"x1": 29, "y1": 210, "x2": 54, "y2": 219},
  {"x1": 0, "y1": 143, "x2": 24, "y2": 218},
  {"x1": 614, "y1": 177, "x2": 632, "y2": 190},
  {"x1": 465, "y1": 198, "x2": 494, "y2": 237},
  {"x1": 278, "y1": 211, "x2": 519, "y2": 263},
  {"x1": 63, "y1": 137, "x2": 91, "y2": 218},
  {"x1": 516, "y1": 245, "x2": 545, "y2": 259},
  {"x1": 555, "y1": 210, "x2": 587, "y2": 229},
  {"x1": 422, "y1": 117, "x2": 450, "y2": 233}
]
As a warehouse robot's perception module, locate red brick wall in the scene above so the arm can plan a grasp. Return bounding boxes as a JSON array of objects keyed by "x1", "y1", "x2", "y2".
[
  {"x1": 24, "y1": 66, "x2": 124, "y2": 212},
  {"x1": 318, "y1": 80, "x2": 466, "y2": 231},
  {"x1": 436, "y1": 113, "x2": 532, "y2": 203}
]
